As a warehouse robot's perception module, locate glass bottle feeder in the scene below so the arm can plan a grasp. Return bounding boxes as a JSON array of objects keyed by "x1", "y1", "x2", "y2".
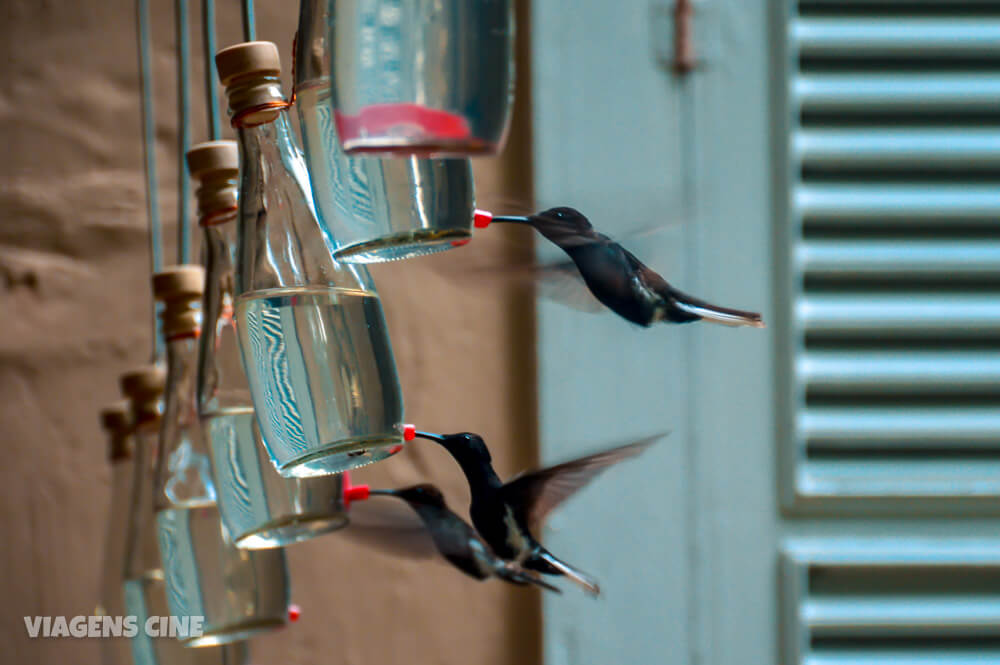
[
  {"x1": 327, "y1": 0, "x2": 515, "y2": 156},
  {"x1": 120, "y1": 365, "x2": 220, "y2": 664},
  {"x1": 188, "y1": 140, "x2": 348, "y2": 549},
  {"x1": 295, "y1": 0, "x2": 476, "y2": 262},
  {"x1": 151, "y1": 266, "x2": 290, "y2": 647},
  {"x1": 216, "y1": 41, "x2": 405, "y2": 478},
  {"x1": 97, "y1": 401, "x2": 134, "y2": 665}
]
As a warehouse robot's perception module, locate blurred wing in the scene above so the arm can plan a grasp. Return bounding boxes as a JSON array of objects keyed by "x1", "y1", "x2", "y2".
[
  {"x1": 500, "y1": 434, "x2": 666, "y2": 533},
  {"x1": 341, "y1": 499, "x2": 437, "y2": 559},
  {"x1": 537, "y1": 261, "x2": 607, "y2": 313}
]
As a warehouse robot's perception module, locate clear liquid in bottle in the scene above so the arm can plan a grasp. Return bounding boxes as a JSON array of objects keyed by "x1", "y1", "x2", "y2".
[
  {"x1": 155, "y1": 502, "x2": 288, "y2": 647},
  {"x1": 235, "y1": 287, "x2": 403, "y2": 477},
  {"x1": 295, "y1": 36, "x2": 474, "y2": 262},
  {"x1": 203, "y1": 407, "x2": 348, "y2": 547}
]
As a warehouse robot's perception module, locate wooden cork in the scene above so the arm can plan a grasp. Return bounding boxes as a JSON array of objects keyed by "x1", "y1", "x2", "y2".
[
  {"x1": 187, "y1": 141, "x2": 238, "y2": 179},
  {"x1": 187, "y1": 141, "x2": 239, "y2": 220},
  {"x1": 120, "y1": 365, "x2": 166, "y2": 424},
  {"x1": 100, "y1": 401, "x2": 132, "y2": 461},
  {"x1": 153, "y1": 265, "x2": 204, "y2": 338},
  {"x1": 216, "y1": 41, "x2": 286, "y2": 125}
]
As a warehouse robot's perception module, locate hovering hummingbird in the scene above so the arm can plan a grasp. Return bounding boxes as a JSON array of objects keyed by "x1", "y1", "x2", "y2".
[
  {"x1": 368, "y1": 484, "x2": 560, "y2": 593},
  {"x1": 414, "y1": 431, "x2": 664, "y2": 595},
  {"x1": 489, "y1": 207, "x2": 764, "y2": 328}
]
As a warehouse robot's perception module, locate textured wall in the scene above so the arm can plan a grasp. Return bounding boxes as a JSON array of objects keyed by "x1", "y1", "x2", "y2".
[{"x1": 0, "y1": 1, "x2": 538, "y2": 664}]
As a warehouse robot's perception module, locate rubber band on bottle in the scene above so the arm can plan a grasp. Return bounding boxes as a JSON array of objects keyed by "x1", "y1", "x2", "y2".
[
  {"x1": 198, "y1": 205, "x2": 239, "y2": 227},
  {"x1": 231, "y1": 100, "x2": 292, "y2": 129},
  {"x1": 165, "y1": 330, "x2": 201, "y2": 341}
]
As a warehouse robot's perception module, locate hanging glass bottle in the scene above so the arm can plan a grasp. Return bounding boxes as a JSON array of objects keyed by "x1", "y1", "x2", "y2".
[
  {"x1": 327, "y1": 0, "x2": 515, "y2": 156},
  {"x1": 188, "y1": 140, "x2": 348, "y2": 548},
  {"x1": 97, "y1": 401, "x2": 134, "y2": 665},
  {"x1": 295, "y1": 0, "x2": 476, "y2": 263},
  {"x1": 216, "y1": 41, "x2": 405, "y2": 478},
  {"x1": 151, "y1": 266, "x2": 289, "y2": 646},
  {"x1": 120, "y1": 365, "x2": 192, "y2": 665},
  {"x1": 120, "y1": 367, "x2": 253, "y2": 664}
]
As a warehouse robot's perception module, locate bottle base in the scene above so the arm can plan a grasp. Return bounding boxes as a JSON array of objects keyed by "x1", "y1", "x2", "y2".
[
  {"x1": 233, "y1": 513, "x2": 349, "y2": 550},
  {"x1": 277, "y1": 435, "x2": 404, "y2": 478},
  {"x1": 333, "y1": 228, "x2": 472, "y2": 263},
  {"x1": 183, "y1": 617, "x2": 286, "y2": 648}
]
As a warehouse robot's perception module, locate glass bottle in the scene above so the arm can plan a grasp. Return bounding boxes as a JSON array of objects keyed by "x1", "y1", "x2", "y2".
[
  {"x1": 151, "y1": 266, "x2": 289, "y2": 646},
  {"x1": 120, "y1": 367, "x2": 254, "y2": 664},
  {"x1": 215, "y1": 41, "x2": 405, "y2": 478},
  {"x1": 188, "y1": 140, "x2": 348, "y2": 549},
  {"x1": 327, "y1": 0, "x2": 515, "y2": 156},
  {"x1": 97, "y1": 401, "x2": 134, "y2": 665},
  {"x1": 295, "y1": 0, "x2": 476, "y2": 262}
]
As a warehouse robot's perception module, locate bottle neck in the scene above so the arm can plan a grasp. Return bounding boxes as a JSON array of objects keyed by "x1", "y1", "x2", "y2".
[
  {"x1": 294, "y1": 0, "x2": 329, "y2": 86},
  {"x1": 198, "y1": 219, "x2": 248, "y2": 413},
  {"x1": 122, "y1": 428, "x2": 162, "y2": 581},
  {"x1": 156, "y1": 333, "x2": 216, "y2": 510},
  {"x1": 236, "y1": 110, "x2": 299, "y2": 162}
]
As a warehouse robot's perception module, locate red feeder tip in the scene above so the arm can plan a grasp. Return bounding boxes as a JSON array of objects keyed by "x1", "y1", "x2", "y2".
[
  {"x1": 403, "y1": 424, "x2": 416, "y2": 441},
  {"x1": 473, "y1": 210, "x2": 493, "y2": 229},
  {"x1": 451, "y1": 238, "x2": 471, "y2": 247},
  {"x1": 288, "y1": 604, "x2": 301, "y2": 622},
  {"x1": 344, "y1": 484, "x2": 370, "y2": 508}
]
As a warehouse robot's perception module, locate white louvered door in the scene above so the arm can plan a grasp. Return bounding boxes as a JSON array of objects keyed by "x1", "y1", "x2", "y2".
[
  {"x1": 778, "y1": 3, "x2": 1000, "y2": 507},
  {"x1": 778, "y1": 2, "x2": 1000, "y2": 664}
]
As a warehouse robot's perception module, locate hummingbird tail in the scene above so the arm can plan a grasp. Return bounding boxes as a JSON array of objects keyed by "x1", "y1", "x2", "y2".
[
  {"x1": 670, "y1": 291, "x2": 765, "y2": 329},
  {"x1": 501, "y1": 568, "x2": 563, "y2": 593},
  {"x1": 537, "y1": 551, "x2": 601, "y2": 597}
]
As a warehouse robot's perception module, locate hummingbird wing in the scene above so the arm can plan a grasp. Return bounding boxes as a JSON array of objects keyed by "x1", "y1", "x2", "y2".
[
  {"x1": 500, "y1": 434, "x2": 665, "y2": 533},
  {"x1": 340, "y1": 499, "x2": 439, "y2": 559}
]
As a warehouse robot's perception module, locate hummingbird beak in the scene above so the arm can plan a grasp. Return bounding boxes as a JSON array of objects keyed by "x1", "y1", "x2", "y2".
[
  {"x1": 367, "y1": 489, "x2": 397, "y2": 497},
  {"x1": 490, "y1": 216, "x2": 532, "y2": 225},
  {"x1": 413, "y1": 431, "x2": 446, "y2": 443}
]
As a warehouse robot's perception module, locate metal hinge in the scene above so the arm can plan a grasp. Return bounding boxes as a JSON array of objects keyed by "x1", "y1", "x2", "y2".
[{"x1": 651, "y1": 0, "x2": 718, "y2": 75}]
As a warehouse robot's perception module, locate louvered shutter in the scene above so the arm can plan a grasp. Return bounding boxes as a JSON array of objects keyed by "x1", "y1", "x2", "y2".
[
  {"x1": 782, "y1": 542, "x2": 1000, "y2": 664},
  {"x1": 778, "y1": 1, "x2": 1000, "y2": 508}
]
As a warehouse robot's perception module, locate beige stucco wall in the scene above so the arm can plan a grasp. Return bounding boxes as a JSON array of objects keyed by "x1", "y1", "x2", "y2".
[{"x1": 0, "y1": 1, "x2": 539, "y2": 663}]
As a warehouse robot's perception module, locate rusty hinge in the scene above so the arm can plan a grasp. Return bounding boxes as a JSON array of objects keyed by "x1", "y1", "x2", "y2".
[
  {"x1": 673, "y1": 0, "x2": 695, "y2": 74},
  {"x1": 652, "y1": 0, "x2": 717, "y2": 75}
]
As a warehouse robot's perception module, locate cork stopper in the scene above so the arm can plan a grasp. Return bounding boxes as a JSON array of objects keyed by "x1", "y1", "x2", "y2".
[
  {"x1": 153, "y1": 265, "x2": 204, "y2": 338},
  {"x1": 100, "y1": 401, "x2": 133, "y2": 461},
  {"x1": 187, "y1": 141, "x2": 239, "y2": 178},
  {"x1": 187, "y1": 141, "x2": 239, "y2": 221},
  {"x1": 100, "y1": 401, "x2": 130, "y2": 432},
  {"x1": 120, "y1": 365, "x2": 166, "y2": 424},
  {"x1": 216, "y1": 42, "x2": 286, "y2": 125}
]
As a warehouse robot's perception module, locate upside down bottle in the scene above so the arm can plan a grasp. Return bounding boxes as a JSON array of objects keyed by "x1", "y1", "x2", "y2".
[
  {"x1": 215, "y1": 41, "x2": 405, "y2": 478},
  {"x1": 326, "y1": 0, "x2": 515, "y2": 156},
  {"x1": 295, "y1": 0, "x2": 476, "y2": 262},
  {"x1": 120, "y1": 366, "x2": 252, "y2": 664},
  {"x1": 151, "y1": 266, "x2": 289, "y2": 646},
  {"x1": 188, "y1": 140, "x2": 348, "y2": 548},
  {"x1": 97, "y1": 401, "x2": 134, "y2": 665}
]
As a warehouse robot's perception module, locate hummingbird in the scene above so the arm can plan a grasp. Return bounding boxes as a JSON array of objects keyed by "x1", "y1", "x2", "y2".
[
  {"x1": 414, "y1": 431, "x2": 663, "y2": 595},
  {"x1": 490, "y1": 207, "x2": 764, "y2": 328},
  {"x1": 368, "y1": 484, "x2": 560, "y2": 593}
]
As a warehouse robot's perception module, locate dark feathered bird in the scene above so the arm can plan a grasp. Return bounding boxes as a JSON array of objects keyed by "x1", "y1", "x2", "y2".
[
  {"x1": 414, "y1": 431, "x2": 664, "y2": 595},
  {"x1": 491, "y1": 207, "x2": 764, "y2": 328},
  {"x1": 368, "y1": 484, "x2": 560, "y2": 592}
]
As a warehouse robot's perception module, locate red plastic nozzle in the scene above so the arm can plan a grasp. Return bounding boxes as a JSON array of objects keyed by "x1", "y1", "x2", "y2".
[
  {"x1": 403, "y1": 424, "x2": 416, "y2": 441},
  {"x1": 288, "y1": 604, "x2": 301, "y2": 623},
  {"x1": 473, "y1": 209, "x2": 493, "y2": 229},
  {"x1": 342, "y1": 471, "x2": 371, "y2": 508}
]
